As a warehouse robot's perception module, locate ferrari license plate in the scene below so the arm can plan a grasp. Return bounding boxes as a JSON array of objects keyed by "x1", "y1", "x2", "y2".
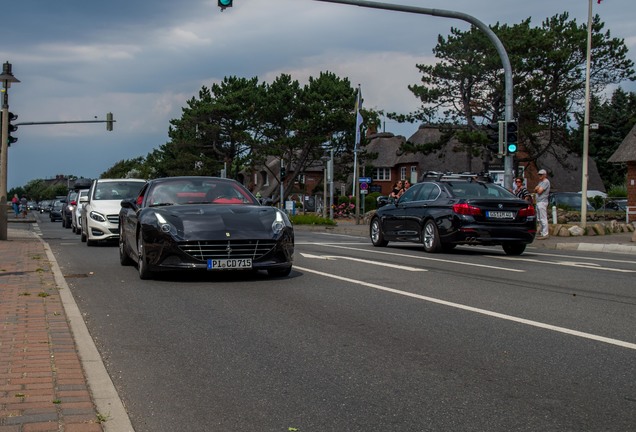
[
  {"x1": 487, "y1": 211, "x2": 514, "y2": 219},
  {"x1": 207, "y1": 258, "x2": 253, "y2": 270}
]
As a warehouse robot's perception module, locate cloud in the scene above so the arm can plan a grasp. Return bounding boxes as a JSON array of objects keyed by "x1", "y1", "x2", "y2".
[{"x1": 3, "y1": 0, "x2": 636, "y2": 189}]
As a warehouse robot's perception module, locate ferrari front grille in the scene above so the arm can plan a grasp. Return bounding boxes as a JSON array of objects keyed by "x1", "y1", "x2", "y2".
[{"x1": 178, "y1": 240, "x2": 278, "y2": 261}]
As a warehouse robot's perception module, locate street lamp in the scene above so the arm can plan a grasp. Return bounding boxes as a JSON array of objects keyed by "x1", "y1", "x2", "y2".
[{"x1": 0, "y1": 61, "x2": 21, "y2": 241}]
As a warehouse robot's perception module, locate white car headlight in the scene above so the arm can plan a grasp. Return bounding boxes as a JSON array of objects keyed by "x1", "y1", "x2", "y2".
[
  {"x1": 90, "y1": 211, "x2": 106, "y2": 223},
  {"x1": 272, "y1": 210, "x2": 286, "y2": 234}
]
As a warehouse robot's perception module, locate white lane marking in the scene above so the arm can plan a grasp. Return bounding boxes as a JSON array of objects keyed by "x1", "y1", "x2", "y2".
[
  {"x1": 304, "y1": 243, "x2": 525, "y2": 273},
  {"x1": 294, "y1": 265, "x2": 636, "y2": 351},
  {"x1": 469, "y1": 245, "x2": 636, "y2": 265},
  {"x1": 491, "y1": 256, "x2": 636, "y2": 273},
  {"x1": 300, "y1": 253, "x2": 427, "y2": 272}
]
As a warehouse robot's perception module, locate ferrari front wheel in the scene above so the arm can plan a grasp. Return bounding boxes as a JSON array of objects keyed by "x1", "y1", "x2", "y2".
[
  {"x1": 137, "y1": 235, "x2": 153, "y2": 280},
  {"x1": 267, "y1": 266, "x2": 292, "y2": 277}
]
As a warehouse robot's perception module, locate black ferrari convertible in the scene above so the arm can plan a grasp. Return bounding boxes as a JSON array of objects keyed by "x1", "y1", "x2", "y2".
[{"x1": 118, "y1": 176, "x2": 294, "y2": 279}]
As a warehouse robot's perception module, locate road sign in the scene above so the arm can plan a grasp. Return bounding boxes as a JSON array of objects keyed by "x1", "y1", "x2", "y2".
[
  {"x1": 358, "y1": 177, "x2": 372, "y2": 183},
  {"x1": 360, "y1": 182, "x2": 369, "y2": 191}
]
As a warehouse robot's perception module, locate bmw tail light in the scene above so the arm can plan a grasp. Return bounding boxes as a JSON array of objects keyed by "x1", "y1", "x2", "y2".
[
  {"x1": 453, "y1": 203, "x2": 483, "y2": 216},
  {"x1": 518, "y1": 205, "x2": 535, "y2": 217}
]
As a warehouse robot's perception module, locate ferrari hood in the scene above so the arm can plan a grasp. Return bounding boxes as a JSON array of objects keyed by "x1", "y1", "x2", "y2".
[{"x1": 146, "y1": 204, "x2": 290, "y2": 241}]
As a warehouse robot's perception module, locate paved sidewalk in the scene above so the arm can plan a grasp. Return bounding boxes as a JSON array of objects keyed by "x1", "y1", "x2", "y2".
[{"x1": 1, "y1": 223, "x2": 133, "y2": 432}]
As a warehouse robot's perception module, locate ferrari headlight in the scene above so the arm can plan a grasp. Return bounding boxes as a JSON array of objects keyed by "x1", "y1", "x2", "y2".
[
  {"x1": 272, "y1": 210, "x2": 286, "y2": 234},
  {"x1": 155, "y1": 213, "x2": 172, "y2": 233}
]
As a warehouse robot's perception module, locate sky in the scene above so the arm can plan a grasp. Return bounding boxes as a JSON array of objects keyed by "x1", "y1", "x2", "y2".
[{"x1": 2, "y1": 0, "x2": 635, "y2": 190}]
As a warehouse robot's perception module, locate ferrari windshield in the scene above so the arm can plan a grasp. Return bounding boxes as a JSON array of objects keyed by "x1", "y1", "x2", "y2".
[{"x1": 147, "y1": 178, "x2": 258, "y2": 206}]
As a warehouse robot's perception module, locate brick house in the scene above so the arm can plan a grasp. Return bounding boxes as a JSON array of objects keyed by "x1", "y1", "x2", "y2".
[{"x1": 608, "y1": 123, "x2": 636, "y2": 222}]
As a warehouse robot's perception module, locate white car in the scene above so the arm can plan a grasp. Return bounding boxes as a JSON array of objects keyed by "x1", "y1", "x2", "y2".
[
  {"x1": 71, "y1": 189, "x2": 89, "y2": 234},
  {"x1": 80, "y1": 178, "x2": 146, "y2": 246}
]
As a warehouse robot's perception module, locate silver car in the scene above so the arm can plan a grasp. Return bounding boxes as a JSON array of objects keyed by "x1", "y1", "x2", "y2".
[{"x1": 71, "y1": 189, "x2": 89, "y2": 234}]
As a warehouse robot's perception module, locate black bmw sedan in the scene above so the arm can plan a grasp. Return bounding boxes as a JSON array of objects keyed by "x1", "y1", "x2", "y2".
[
  {"x1": 370, "y1": 173, "x2": 536, "y2": 255},
  {"x1": 119, "y1": 176, "x2": 294, "y2": 279}
]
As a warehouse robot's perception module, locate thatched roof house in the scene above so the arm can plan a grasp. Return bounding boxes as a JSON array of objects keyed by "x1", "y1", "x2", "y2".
[{"x1": 363, "y1": 125, "x2": 605, "y2": 193}]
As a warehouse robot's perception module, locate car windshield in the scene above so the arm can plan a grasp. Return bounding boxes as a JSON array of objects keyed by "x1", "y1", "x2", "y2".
[
  {"x1": 94, "y1": 181, "x2": 144, "y2": 200},
  {"x1": 446, "y1": 181, "x2": 515, "y2": 199},
  {"x1": 147, "y1": 179, "x2": 258, "y2": 206}
]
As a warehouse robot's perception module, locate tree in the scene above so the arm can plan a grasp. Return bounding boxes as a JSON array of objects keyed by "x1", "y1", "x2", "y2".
[
  {"x1": 281, "y1": 71, "x2": 359, "y2": 201},
  {"x1": 100, "y1": 157, "x2": 146, "y2": 179},
  {"x1": 399, "y1": 13, "x2": 635, "y2": 171},
  {"x1": 166, "y1": 77, "x2": 266, "y2": 179},
  {"x1": 572, "y1": 88, "x2": 636, "y2": 189}
]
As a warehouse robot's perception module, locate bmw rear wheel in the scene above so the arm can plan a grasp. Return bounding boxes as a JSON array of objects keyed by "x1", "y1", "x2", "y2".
[
  {"x1": 370, "y1": 217, "x2": 388, "y2": 247},
  {"x1": 422, "y1": 220, "x2": 442, "y2": 253},
  {"x1": 502, "y1": 243, "x2": 526, "y2": 256}
]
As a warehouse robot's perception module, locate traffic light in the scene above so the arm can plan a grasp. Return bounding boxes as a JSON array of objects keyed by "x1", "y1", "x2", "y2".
[
  {"x1": 106, "y1": 112, "x2": 114, "y2": 131},
  {"x1": 7, "y1": 112, "x2": 18, "y2": 146},
  {"x1": 280, "y1": 166, "x2": 286, "y2": 180},
  {"x1": 485, "y1": 121, "x2": 505, "y2": 155},
  {"x1": 218, "y1": 0, "x2": 232, "y2": 9},
  {"x1": 505, "y1": 121, "x2": 518, "y2": 154}
]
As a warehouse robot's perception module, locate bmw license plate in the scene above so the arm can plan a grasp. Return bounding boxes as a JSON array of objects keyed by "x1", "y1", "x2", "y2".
[
  {"x1": 487, "y1": 211, "x2": 514, "y2": 219},
  {"x1": 207, "y1": 259, "x2": 253, "y2": 270}
]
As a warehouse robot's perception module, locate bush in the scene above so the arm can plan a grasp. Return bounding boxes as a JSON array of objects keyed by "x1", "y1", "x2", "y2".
[
  {"x1": 607, "y1": 184, "x2": 627, "y2": 198},
  {"x1": 365, "y1": 192, "x2": 381, "y2": 211},
  {"x1": 290, "y1": 214, "x2": 336, "y2": 226}
]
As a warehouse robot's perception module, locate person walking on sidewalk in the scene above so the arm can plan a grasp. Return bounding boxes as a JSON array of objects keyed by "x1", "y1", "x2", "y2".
[
  {"x1": 11, "y1": 194, "x2": 20, "y2": 217},
  {"x1": 534, "y1": 169, "x2": 551, "y2": 239},
  {"x1": 20, "y1": 196, "x2": 28, "y2": 218}
]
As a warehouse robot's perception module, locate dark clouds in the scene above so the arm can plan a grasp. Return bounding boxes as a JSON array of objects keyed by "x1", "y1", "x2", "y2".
[{"x1": 2, "y1": 0, "x2": 634, "y2": 188}]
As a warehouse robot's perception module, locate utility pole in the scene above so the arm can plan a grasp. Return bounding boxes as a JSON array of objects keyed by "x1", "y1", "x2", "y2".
[{"x1": 580, "y1": 0, "x2": 594, "y2": 228}]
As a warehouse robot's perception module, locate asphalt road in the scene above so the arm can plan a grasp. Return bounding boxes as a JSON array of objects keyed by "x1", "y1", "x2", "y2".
[{"x1": 37, "y1": 213, "x2": 636, "y2": 432}]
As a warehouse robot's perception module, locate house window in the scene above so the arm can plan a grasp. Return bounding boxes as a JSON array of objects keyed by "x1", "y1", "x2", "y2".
[
  {"x1": 400, "y1": 166, "x2": 407, "y2": 181},
  {"x1": 372, "y1": 168, "x2": 391, "y2": 181},
  {"x1": 260, "y1": 171, "x2": 269, "y2": 187},
  {"x1": 410, "y1": 166, "x2": 418, "y2": 183}
]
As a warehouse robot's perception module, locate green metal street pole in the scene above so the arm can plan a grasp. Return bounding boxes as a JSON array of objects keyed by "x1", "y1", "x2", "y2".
[
  {"x1": 312, "y1": 0, "x2": 516, "y2": 189},
  {"x1": 0, "y1": 62, "x2": 20, "y2": 241}
]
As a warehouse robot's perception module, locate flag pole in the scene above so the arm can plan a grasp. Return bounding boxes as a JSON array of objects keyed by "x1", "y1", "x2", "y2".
[{"x1": 353, "y1": 85, "x2": 363, "y2": 224}]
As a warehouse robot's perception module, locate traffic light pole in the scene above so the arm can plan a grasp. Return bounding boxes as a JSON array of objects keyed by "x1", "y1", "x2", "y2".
[{"x1": 312, "y1": 0, "x2": 516, "y2": 189}]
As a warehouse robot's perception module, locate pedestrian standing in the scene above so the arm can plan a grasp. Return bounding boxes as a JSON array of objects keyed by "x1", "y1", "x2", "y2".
[
  {"x1": 20, "y1": 196, "x2": 28, "y2": 218},
  {"x1": 514, "y1": 178, "x2": 531, "y2": 203},
  {"x1": 534, "y1": 169, "x2": 551, "y2": 239},
  {"x1": 11, "y1": 194, "x2": 20, "y2": 217}
]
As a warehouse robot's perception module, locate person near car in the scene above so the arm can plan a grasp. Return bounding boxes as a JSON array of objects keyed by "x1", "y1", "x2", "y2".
[
  {"x1": 11, "y1": 194, "x2": 20, "y2": 217},
  {"x1": 20, "y1": 196, "x2": 28, "y2": 218},
  {"x1": 514, "y1": 178, "x2": 531, "y2": 203},
  {"x1": 390, "y1": 181, "x2": 403, "y2": 199},
  {"x1": 534, "y1": 169, "x2": 551, "y2": 239},
  {"x1": 398, "y1": 180, "x2": 411, "y2": 198}
]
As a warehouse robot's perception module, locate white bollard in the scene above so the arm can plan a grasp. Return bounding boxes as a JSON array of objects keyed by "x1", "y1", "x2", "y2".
[{"x1": 552, "y1": 205, "x2": 557, "y2": 224}]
